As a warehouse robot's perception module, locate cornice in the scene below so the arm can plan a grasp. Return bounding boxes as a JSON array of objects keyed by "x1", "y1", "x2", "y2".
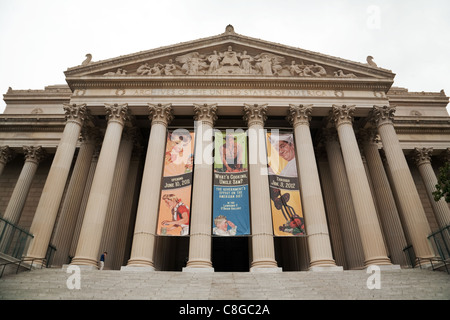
[{"x1": 65, "y1": 75, "x2": 394, "y2": 92}]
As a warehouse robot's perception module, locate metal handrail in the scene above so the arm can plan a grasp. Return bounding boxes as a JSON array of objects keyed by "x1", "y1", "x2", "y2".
[
  {"x1": 0, "y1": 257, "x2": 47, "y2": 278},
  {"x1": 427, "y1": 225, "x2": 450, "y2": 261},
  {"x1": 0, "y1": 217, "x2": 34, "y2": 259},
  {"x1": 416, "y1": 257, "x2": 449, "y2": 274}
]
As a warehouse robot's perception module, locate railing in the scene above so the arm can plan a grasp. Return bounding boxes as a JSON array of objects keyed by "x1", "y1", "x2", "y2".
[
  {"x1": 402, "y1": 225, "x2": 450, "y2": 274},
  {"x1": 0, "y1": 216, "x2": 57, "y2": 277},
  {"x1": 0, "y1": 217, "x2": 34, "y2": 259},
  {"x1": 0, "y1": 257, "x2": 47, "y2": 278},
  {"x1": 427, "y1": 225, "x2": 450, "y2": 261}
]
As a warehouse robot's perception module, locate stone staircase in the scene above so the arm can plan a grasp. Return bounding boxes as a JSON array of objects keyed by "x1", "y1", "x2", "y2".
[{"x1": 0, "y1": 267, "x2": 449, "y2": 300}]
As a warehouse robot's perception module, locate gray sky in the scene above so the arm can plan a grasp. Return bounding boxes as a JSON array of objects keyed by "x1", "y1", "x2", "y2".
[{"x1": 1, "y1": 0, "x2": 449, "y2": 113}]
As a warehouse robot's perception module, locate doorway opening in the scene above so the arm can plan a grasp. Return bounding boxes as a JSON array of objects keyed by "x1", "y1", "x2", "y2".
[
  {"x1": 154, "y1": 236, "x2": 189, "y2": 271},
  {"x1": 212, "y1": 236, "x2": 249, "y2": 272}
]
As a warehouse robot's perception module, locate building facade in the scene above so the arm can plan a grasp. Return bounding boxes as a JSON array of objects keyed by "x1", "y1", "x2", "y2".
[{"x1": 1, "y1": 26, "x2": 449, "y2": 272}]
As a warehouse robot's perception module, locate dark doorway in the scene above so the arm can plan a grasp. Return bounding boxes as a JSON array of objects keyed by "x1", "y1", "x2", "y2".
[{"x1": 212, "y1": 237, "x2": 249, "y2": 272}]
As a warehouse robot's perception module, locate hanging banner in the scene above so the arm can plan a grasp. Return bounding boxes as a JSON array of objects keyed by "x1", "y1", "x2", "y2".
[
  {"x1": 157, "y1": 129, "x2": 195, "y2": 236},
  {"x1": 266, "y1": 131, "x2": 305, "y2": 236},
  {"x1": 213, "y1": 131, "x2": 250, "y2": 236}
]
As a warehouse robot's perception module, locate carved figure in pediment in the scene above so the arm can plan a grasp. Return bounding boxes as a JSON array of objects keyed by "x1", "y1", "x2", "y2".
[
  {"x1": 176, "y1": 52, "x2": 208, "y2": 75},
  {"x1": 334, "y1": 70, "x2": 357, "y2": 78},
  {"x1": 149, "y1": 63, "x2": 164, "y2": 75},
  {"x1": 104, "y1": 68, "x2": 127, "y2": 76},
  {"x1": 307, "y1": 64, "x2": 327, "y2": 77},
  {"x1": 207, "y1": 51, "x2": 221, "y2": 74},
  {"x1": 220, "y1": 46, "x2": 240, "y2": 66},
  {"x1": 162, "y1": 59, "x2": 177, "y2": 75},
  {"x1": 254, "y1": 53, "x2": 284, "y2": 76},
  {"x1": 239, "y1": 51, "x2": 254, "y2": 74},
  {"x1": 137, "y1": 63, "x2": 152, "y2": 75}
]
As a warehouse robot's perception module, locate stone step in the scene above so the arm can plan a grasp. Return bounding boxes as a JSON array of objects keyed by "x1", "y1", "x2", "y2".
[{"x1": 0, "y1": 267, "x2": 449, "y2": 300}]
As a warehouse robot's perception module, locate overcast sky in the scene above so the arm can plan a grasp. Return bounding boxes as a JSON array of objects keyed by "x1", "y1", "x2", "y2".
[{"x1": 0, "y1": 0, "x2": 449, "y2": 113}]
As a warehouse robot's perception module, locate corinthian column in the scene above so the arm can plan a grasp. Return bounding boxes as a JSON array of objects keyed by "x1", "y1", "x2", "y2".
[
  {"x1": 26, "y1": 104, "x2": 88, "y2": 264},
  {"x1": 360, "y1": 129, "x2": 408, "y2": 266},
  {"x1": 322, "y1": 128, "x2": 364, "y2": 269},
  {"x1": 0, "y1": 146, "x2": 15, "y2": 176},
  {"x1": 413, "y1": 147, "x2": 450, "y2": 228},
  {"x1": 124, "y1": 104, "x2": 173, "y2": 270},
  {"x1": 331, "y1": 105, "x2": 392, "y2": 267},
  {"x1": 244, "y1": 104, "x2": 280, "y2": 272},
  {"x1": 184, "y1": 104, "x2": 217, "y2": 272},
  {"x1": 370, "y1": 105, "x2": 434, "y2": 260},
  {"x1": 288, "y1": 105, "x2": 339, "y2": 270},
  {"x1": 71, "y1": 103, "x2": 130, "y2": 268},
  {"x1": 2, "y1": 146, "x2": 46, "y2": 225},
  {"x1": 51, "y1": 127, "x2": 99, "y2": 266}
]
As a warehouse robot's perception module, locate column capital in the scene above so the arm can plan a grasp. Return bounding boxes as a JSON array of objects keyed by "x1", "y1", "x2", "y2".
[
  {"x1": 148, "y1": 103, "x2": 174, "y2": 127},
  {"x1": 105, "y1": 103, "x2": 130, "y2": 126},
  {"x1": 0, "y1": 146, "x2": 15, "y2": 165},
  {"x1": 320, "y1": 127, "x2": 339, "y2": 144},
  {"x1": 413, "y1": 147, "x2": 433, "y2": 167},
  {"x1": 440, "y1": 147, "x2": 450, "y2": 163},
  {"x1": 357, "y1": 128, "x2": 379, "y2": 145},
  {"x1": 193, "y1": 103, "x2": 218, "y2": 126},
  {"x1": 330, "y1": 104, "x2": 355, "y2": 128},
  {"x1": 63, "y1": 103, "x2": 88, "y2": 126},
  {"x1": 80, "y1": 126, "x2": 101, "y2": 145},
  {"x1": 23, "y1": 146, "x2": 46, "y2": 164},
  {"x1": 288, "y1": 104, "x2": 312, "y2": 127},
  {"x1": 243, "y1": 103, "x2": 268, "y2": 127},
  {"x1": 369, "y1": 105, "x2": 396, "y2": 128}
]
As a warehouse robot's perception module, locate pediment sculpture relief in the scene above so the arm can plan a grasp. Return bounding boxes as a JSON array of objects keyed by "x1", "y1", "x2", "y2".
[{"x1": 103, "y1": 46, "x2": 359, "y2": 78}]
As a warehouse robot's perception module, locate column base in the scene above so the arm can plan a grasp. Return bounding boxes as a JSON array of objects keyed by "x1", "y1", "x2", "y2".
[
  {"x1": 121, "y1": 265, "x2": 156, "y2": 272},
  {"x1": 364, "y1": 256, "x2": 393, "y2": 267},
  {"x1": 183, "y1": 267, "x2": 215, "y2": 273},
  {"x1": 309, "y1": 265, "x2": 344, "y2": 272},
  {"x1": 125, "y1": 257, "x2": 155, "y2": 269},
  {"x1": 70, "y1": 256, "x2": 98, "y2": 269}
]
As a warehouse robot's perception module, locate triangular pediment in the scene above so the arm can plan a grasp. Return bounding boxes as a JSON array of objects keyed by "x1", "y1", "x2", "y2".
[{"x1": 65, "y1": 25, "x2": 394, "y2": 85}]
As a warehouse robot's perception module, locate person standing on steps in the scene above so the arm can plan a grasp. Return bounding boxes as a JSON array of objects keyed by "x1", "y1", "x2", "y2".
[{"x1": 99, "y1": 251, "x2": 107, "y2": 270}]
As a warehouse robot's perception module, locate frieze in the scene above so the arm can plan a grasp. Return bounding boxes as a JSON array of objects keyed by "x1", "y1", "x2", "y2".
[
  {"x1": 102, "y1": 46, "x2": 360, "y2": 79},
  {"x1": 127, "y1": 88, "x2": 332, "y2": 97}
]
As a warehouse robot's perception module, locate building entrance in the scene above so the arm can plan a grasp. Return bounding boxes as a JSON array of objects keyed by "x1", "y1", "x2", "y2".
[{"x1": 212, "y1": 237, "x2": 249, "y2": 272}]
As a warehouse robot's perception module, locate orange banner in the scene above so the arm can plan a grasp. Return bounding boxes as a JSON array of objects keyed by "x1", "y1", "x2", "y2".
[{"x1": 157, "y1": 130, "x2": 195, "y2": 236}]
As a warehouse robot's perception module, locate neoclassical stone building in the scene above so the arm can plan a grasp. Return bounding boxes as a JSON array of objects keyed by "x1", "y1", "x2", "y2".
[{"x1": 1, "y1": 26, "x2": 449, "y2": 272}]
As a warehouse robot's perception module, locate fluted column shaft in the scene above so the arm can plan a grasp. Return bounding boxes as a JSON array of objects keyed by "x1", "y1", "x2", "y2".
[
  {"x1": 244, "y1": 104, "x2": 279, "y2": 271},
  {"x1": 413, "y1": 147, "x2": 450, "y2": 228},
  {"x1": 185, "y1": 104, "x2": 217, "y2": 270},
  {"x1": 288, "y1": 105, "x2": 337, "y2": 269},
  {"x1": 323, "y1": 128, "x2": 364, "y2": 269},
  {"x1": 126, "y1": 104, "x2": 173, "y2": 269},
  {"x1": 2, "y1": 146, "x2": 45, "y2": 225},
  {"x1": 51, "y1": 128, "x2": 98, "y2": 266},
  {"x1": 316, "y1": 154, "x2": 347, "y2": 268},
  {"x1": 71, "y1": 104, "x2": 130, "y2": 268},
  {"x1": 360, "y1": 129, "x2": 408, "y2": 265},
  {"x1": 331, "y1": 105, "x2": 391, "y2": 266},
  {"x1": 112, "y1": 150, "x2": 142, "y2": 269},
  {"x1": 370, "y1": 105, "x2": 434, "y2": 259},
  {"x1": 26, "y1": 104, "x2": 88, "y2": 263},
  {"x1": 100, "y1": 127, "x2": 135, "y2": 269}
]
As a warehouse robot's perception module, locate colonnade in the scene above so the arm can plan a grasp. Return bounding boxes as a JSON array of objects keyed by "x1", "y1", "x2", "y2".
[{"x1": 1, "y1": 102, "x2": 449, "y2": 271}]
